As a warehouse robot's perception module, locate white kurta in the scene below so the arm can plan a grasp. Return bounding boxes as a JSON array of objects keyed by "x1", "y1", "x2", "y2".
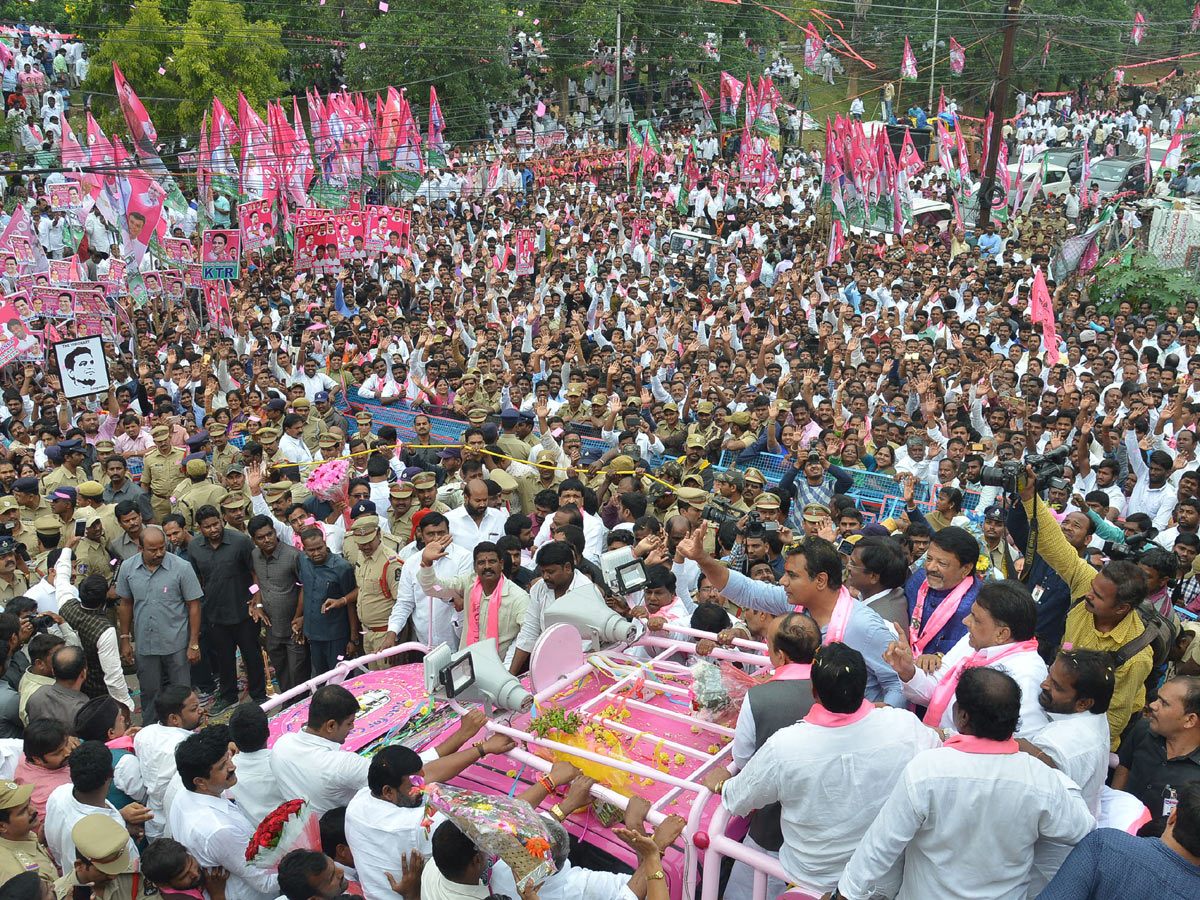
[
  {"x1": 838, "y1": 741, "x2": 1095, "y2": 900},
  {"x1": 168, "y1": 790, "x2": 279, "y2": 900},
  {"x1": 901, "y1": 636, "x2": 1051, "y2": 737},
  {"x1": 132, "y1": 723, "x2": 191, "y2": 838},
  {"x1": 270, "y1": 729, "x2": 370, "y2": 818},
  {"x1": 386, "y1": 543, "x2": 472, "y2": 648},
  {"x1": 721, "y1": 707, "x2": 942, "y2": 894}
]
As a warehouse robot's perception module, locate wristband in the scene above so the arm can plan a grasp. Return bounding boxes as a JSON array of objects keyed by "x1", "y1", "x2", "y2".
[
  {"x1": 473, "y1": 741, "x2": 486, "y2": 759},
  {"x1": 538, "y1": 774, "x2": 557, "y2": 793}
]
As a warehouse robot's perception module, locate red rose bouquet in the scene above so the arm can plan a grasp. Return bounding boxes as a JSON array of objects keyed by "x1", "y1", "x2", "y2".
[{"x1": 245, "y1": 799, "x2": 320, "y2": 871}]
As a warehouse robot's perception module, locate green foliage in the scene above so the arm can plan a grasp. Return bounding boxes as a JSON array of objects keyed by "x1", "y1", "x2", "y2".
[
  {"x1": 85, "y1": 0, "x2": 285, "y2": 140},
  {"x1": 1089, "y1": 252, "x2": 1200, "y2": 314}
]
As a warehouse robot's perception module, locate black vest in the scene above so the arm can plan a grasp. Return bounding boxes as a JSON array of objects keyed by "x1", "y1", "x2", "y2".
[
  {"x1": 59, "y1": 598, "x2": 112, "y2": 700},
  {"x1": 745, "y1": 676, "x2": 815, "y2": 850}
]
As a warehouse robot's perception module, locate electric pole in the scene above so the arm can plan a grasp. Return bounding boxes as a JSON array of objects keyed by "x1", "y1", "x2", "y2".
[
  {"x1": 928, "y1": 0, "x2": 940, "y2": 111},
  {"x1": 977, "y1": 0, "x2": 1022, "y2": 229},
  {"x1": 614, "y1": 7, "x2": 623, "y2": 146}
]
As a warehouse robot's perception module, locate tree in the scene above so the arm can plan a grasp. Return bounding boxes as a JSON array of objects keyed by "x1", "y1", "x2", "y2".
[
  {"x1": 1088, "y1": 252, "x2": 1200, "y2": 315},
  {"x1": 85, "y1": 0, "x2": 285, "y2": 142}
]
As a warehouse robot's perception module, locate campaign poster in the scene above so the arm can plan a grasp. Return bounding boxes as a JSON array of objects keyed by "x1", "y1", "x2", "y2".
[
  {"x1": 296, "y1": 207, "x2": 333, "y2": 225},
  {"x1": 33, "y1": 286, "x2": 74, "y2": 319},
  {"x1": 162, "y1": 271, "x2": 185, "y2": 304},
  {"x1": 72, "y1": 288, "x2": 109, "y2": 318},
  {"x1": 515, "y1": 228, "x2": 536, "y2": 277},
  {"x1": 142, "y1": 271, "x2": 164, "y2": 296},
  {"x1": 239, "y1": 198, "x2": 274, "y2": 253},
  {"x1": 104, "y1": 260, "x2": 126, "y2": 297},
  {"x1": 7, "y1": 292, "x2": 33, "y2": 321},
  {"x1": 0, "y1": 295, "x2": 41, "y2": 365},
  {"x1": 52, "y1": 334, "x2": 110, "y2": 398},
  {"x1": 364, "y1": 205, "x2": 409, "y2": 254},
  {"x1": 184, "y1": 264, "x2": 202, "y2": 289},
  {"x1": 333, "y1": 212, "x2": 365, "y2": 262},
  {"x1": 632, "y1": 218, "x2": 652, "y2": 244},
  {"x1": 48, "y1": 183, "x2": 85, "y2": 212},
  {"x1": 126, "y1": 274, "x2": 149, "y2": 308},
  {"x1": 48, "y1": 259, "x2": 76, "y2": 284},
  {"x1": 163, "y1": 237, "x2": 196, "y2": 266},
  {"x1": 295, "y1": 223, "x2": 335, "y2": 272},
  {"x1": 201, "y1": 229, "x2": 241, "y2": 281},
  {"x1": 9, "y1": 237, "x2": 33, "y2": 265}
]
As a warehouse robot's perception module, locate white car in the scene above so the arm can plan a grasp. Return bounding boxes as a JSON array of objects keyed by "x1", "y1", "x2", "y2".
[
  {"x1": 1005, "y1": 162, "x2": 1071, "y2": 202},
  {"x1": 1147, "y1": 138, "x2": 1176, "y2": 176}
]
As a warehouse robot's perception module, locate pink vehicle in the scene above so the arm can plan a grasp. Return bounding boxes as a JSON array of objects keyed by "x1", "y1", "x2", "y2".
[{"x1": 262, "y1": 622, "x2": 819, "y2": 900}]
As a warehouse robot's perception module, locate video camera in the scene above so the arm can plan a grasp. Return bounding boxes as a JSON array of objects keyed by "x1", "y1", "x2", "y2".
[
  {"x1": 701, "y1": 495, "x2": 778, "y2": 536},
  {"x1": 977, "y1": 445, "x2": 1070, "y2": 495},
  {"x1": 1101, "y1": 531, "x2": 1159, "y2": 561}
]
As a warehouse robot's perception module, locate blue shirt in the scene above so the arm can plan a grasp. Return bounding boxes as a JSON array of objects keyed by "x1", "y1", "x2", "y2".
[
  {"x1": 977, "y1": 232, "x2": 1002, "y2": 257},
  {"x1": 1036, "y1": 831, "x2": 1200, "y2": 899},
  {"x1": 297, "y1": 552, "x2": 356, "y2": 643},
  {"x1": 718, "y1": 571, "x2": 906, "y2": 706},
  {"x1": 904, "y1": 569, "x2": 980, "y2": 657}
]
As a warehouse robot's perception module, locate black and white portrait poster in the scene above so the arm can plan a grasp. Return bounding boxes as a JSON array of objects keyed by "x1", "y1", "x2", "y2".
[{"x1": 53, "y1": 334, "x2": 110, "y2": 399}]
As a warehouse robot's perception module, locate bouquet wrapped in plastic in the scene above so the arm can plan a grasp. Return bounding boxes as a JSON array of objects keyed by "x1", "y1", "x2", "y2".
[
  {"x1": 305, "y1": 458, "x2": 351, "y2": 523},
  {"x1": 423, "y1": 783, "x2": 555, "y2": 890},
  {"x1": 528, "y1": 708, "x2": 634, "y2": 796},
  {"x1": 245, "y1": 800, "x2": 321, "y2": 871},
  {"x1": 688, "y1": 657, "x2": 763, "y2": 724}
]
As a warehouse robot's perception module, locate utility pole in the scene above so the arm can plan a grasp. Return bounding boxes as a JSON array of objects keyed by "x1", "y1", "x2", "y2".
[
  {"x1": 927, "y1": 0, "x2": 940, "y2": 112},
  {"x1": 977, "y1": 0, "x2": 1022, "y2": 229},
  {"x1": 614, "y1": 7, "x2": 623, "y2": 147}
]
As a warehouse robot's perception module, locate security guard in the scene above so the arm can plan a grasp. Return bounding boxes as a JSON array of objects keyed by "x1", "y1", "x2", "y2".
[
  {"x1": 387, "y1": 482, "x2": 417, "y2": 543},
  {"x1": 0, "y1": 537, "x2": 29, "y2": 604},
  {"x1": 210, "y1": 429, "x2": 239, "y2": 482},
  {"x1": 141, "y1": 425, "x2": 186, "y2": 522},
  {"x1": 76, "y1": 481, "x2": 119, "y2": 546},
  {"x1": 42, "y1": 440, "x2": 89, "y2": 494},
  {"x1": 52, "y1": 814, "x2": 149, "y2": 900},
  {"x1": 0, "y1": 497, "x2": 37, "y2": 559},
  {"x1": 678, "y1": 434, "x2": 715, "y2": 491},
  {"x1": 220, "y1": 491, "x2": 251, "y2": 533},
  {"x1": 743, "y1": 467, "x2": 768, "y2": 505},
  {"x1": 0, "y1": 780, "x2": 55, "y2": 883},
  {"x1": 477, "y1": 372, "x2": 504, "y2": 413},
  {"x1": 411, "y1": 471, "x2": 449, "y2": 515},
  {"x1": 256, "y1": 427, "x2": 284, "y2": 469},
  {"x1": 30, "y1": 516, "x2": 64, "y2": 580},
  {"x1": 12, "y1": 477, "x2": 50, "y2": 529},
  {"x1": 317, "y1": 431, "x2": 344, "y2": 461},
  {"x1": 657, "y1": 401, "x2": 690, "y2": 454},
  {"x1": 176, "y1": 456, "x2": 228, "y2": 529},
  {"x1": 293, "y1": 396, "x2": 328, "y2": 452},
  {"x1": 348, "y1": 515, "x2": 404, "y2": 669},
  {"x1": 73, "y1": 511, "x2": 115, "y2": 584},
  {"x1": 714, "y1": 470, "x2": 751, "y2": 512},
  {"x1": 558, "y1": 384, "x2": 591, "y2": 424}
]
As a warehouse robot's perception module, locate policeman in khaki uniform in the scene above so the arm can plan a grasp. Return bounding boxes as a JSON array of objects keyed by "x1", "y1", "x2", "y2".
[
  {"x1": 293, "y1": 396, "x2": 328, "y2": 452},
  {"x1": 30, "y1": 516, "x2": 64, "y2": 581},
  {"x1": 678, "y1": 434, "x2": 715, "y2": 491},
  {"x1": 348, "y1": 515, "x2": 404, "y2": 668},
  {"x1": 176, "y1": 456, "x2": 229, "y2": 529},
  {"x1": 714, "y1": 470, "x2": 751, "y2": 513},
  {"x1": 353, "y1": 410, "x2": 375, "y2": 443},
  {"x1": 93, "y1": 440, "x2": 117, "y2": 488},
  {"x1": 42, "y1": 440, "x2": 89, "y2": 494},
  {"x1": 261, "y1": 480, "x2": 297, "y2": 520},
  {"x1": 477, "y1": 372, "x2": 503, "y2": 413},
  {"x1": 388, "y1": 482, "x2": 417, "y2": 543},
  {"x1": 411, "y1": 471, "x2": 449, "y2": 515},
  {"x1": 675, "y1": 486, "x2": 718, "y2": 555},
  {"x1": 209, "y1": 429, "x2": 239, "y2": 482},
  {"x1": 12, "y1": 477, "x2": 51, "y2": 529},
  {"x1": 0, "y1": 780, "x2": 55, "y2": 884},
  {"x1": 0, "y1": 497, "x2": 37, "y2": 559},
  {"x1": 687, "y1": 399, "x2": 723, "y2": 448},
  {"x1": 76, "y1": 481, "x2": 119, "y2": 546},
  {"x1": 256, "y1": 427, "x2": 285, "y2": 469},
  {"x1": 74, "y1": 510, "x2": 115, "y2": 584},
  {"x1": 220, "y1": 491, "x2": 251, "y2": 533},
  {"x1": 559, "y1": 384, "x2": 591, "y2": 424},
  {"x1": 222, "y1": 463, "x2": 251, "y2": 503},
  {"x1": 47, "y1": 486, "x2": 89, "y2": 545},
  {"x1": 465, "y1": 408, "x2": 489, "y2": 431},
  {"x1": 0, "y1": 536, "x2": 29, "y2": 603},
  {"x1": 518, "y1": 448, "x2": 564, "y2": 514},
  {"x1": 142, "y1": 424, "x2": 186, "y2": 522},
  {"x1": 53, "y1": 814, "x2": 149, "y2": 900},
  {"x1": 742, "y1": 467, "x2": 768, "y2": 505},
  {"x1": 657, "y1": 401, "x2": 690, "y2": 454},
  {"x1": 317, "y1": 431, "x2": 344, "y2": 461}
]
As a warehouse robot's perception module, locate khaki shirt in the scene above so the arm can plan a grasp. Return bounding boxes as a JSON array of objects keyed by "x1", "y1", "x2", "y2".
[
  {"x1": 389, "y1": 506, "x2": 417, "y2": 544},
  {"x1": 0, "y1": 834, "x2": 55, "y2": 884},
  {"x1": 517, "y1": 472, "x2": 562, "y2": 516},
  {"x1": 210, "y1": 443, "x2": 239, "y2": 481},
  {"x1": 0, "y1": 570, "x2": 29, "y2": 604},
  {"x1": 18, "y1": 668, "x2": 52, "y2": 724},
  {"x1": 17, "y1": 499, "x2": 51, "y2": 528},
  {"x1": 353, "y1": 535, "x2": 405, "y2": 627},
  {"x1": 55, "y1": 867, "x2": 148, "y2": 900},
  {"x1": 177, "y1": 481, "x2": 228, "y2": 529},
  {"x1": 301, "y1": 413, "x2": 328, "y2": 451},
  {"x1": 142, "y1": 446, "x2": 186, "y2": 498},
  {"x1": 559, "y1": 401, "x2": 591, "y2": 423},
  {"x1": 75, "y1": 536, "x2": 115, "y2": 583},
  {"x1": 42, "y1": 465, "x2": 87, "y2": 495}
]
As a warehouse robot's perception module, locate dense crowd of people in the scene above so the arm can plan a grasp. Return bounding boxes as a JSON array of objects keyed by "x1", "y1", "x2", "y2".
[{"x1": 0, "y1": 14, "x2": 1197, "y2": 900}]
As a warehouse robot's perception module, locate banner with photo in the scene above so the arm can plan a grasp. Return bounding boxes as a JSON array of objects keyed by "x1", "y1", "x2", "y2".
[{"x1": 52, "y1": 334, "x2": 110, "y2": 398}]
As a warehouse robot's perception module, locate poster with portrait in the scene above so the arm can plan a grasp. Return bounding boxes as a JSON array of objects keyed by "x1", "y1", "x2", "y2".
[
  {"x1": 162, "y1": 237, "x2": 196, "y2": 267},
  {"x1": 201, "y1": 229, "x2": 241, "y2": 281},
  {"x1": 239, "y1": 198, "x2": 274, "y2": 253},
  {"x1": 296, "y1": 207, "x2": 333, "y2": 225},
  {"x1": 6, "y1": 291, "x2": 33, "y2": 322},
  {"x1": 333, "y1": 212, "x2": 365, "y2": 261},
  {"x1": 0, "y1": 297, "x2": 39, "y2": 366},
  {"x1": 53, "y1": 334, "x2": 110, "y2": 398},
  {"x1": 142, "y1": 271, "x2": 163, "y2": 296},
  {"x1": 72, "y1": 287, "x2": 109, "y2": 318},
  {"x1": 184, "y1": 264, "x2": 202, "y2": 289},
  {"x1": 104, "y1": 260, "x2": 126, "y2": 297},
  {"x1": 48, "y1": 259, "x2": 77, "y2": 284},
  {"x1": 515, "y1": 228, "x2": 536, "y2": 277},
  {"x1": 76, "y1": 314, "x2": 117, "y2": 340},
  {"x1": 48, "y1": 183, "x2": 85, "y2": 213},
  {"x1": 295, "y1": 223, "x2": 335, "y2": 272},
  {"x1": 162, "y1": 271, "x2": 185, "y2": 304},
  {"x1": 0, "y1": 254, "x2": 20, "y2": 283},
  {"x1": 33, "y1": 286, "x2": 74, "y2": 319},
  {"x1": 9, "y1": 237, "x2": 33, "y2": 265},
  {"x1": 364, "y1": 206, "x2": 409, "y2": 254}
]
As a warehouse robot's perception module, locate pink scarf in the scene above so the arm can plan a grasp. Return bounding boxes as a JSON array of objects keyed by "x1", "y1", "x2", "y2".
[
  {"x1": 466, "y1": 576, "x2": 506, "y2": 646},
  {"x1": 803, "y1": 699, "x2": 873, "y2": 728},
  {"x1": 795, "y1": 586, "x2": 855, "y2": 644},
  {"x1": 923, "y1": 639, "x2": 1040, "y2": 727},
  {"x1": 943, "y1": 734, "x2": 1018, "y2": 754},
  {"x1": 910, "y1": 576, "x2": 975, "y2": 655},
  {"x1": 770, "y1": 662, "x2": 812, "y2": 681}
]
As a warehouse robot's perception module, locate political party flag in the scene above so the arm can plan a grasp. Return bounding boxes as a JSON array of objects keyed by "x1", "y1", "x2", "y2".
[
  {"x1": 112, "y1": 63, "x2": 157, "y2": 158},
  {"x1": 899, "y1": 127, "x2": 923, "y2": 177},
  {"x1": 1030, "y1": 267, "x2": 1059, "y2": 365},
  {"x1": 804, "y1": 23, "x2": 823, "y2": 73},
  {"x1": 427, "y1": 86, "x2": 447, "y2": 168},
  {"x1": 1132, "y1": 12, "x2": 1146, "y2": 45},
  {"x1": 1193, "y1": 3, "x2": 1199, "y2": 32},
  {"x1": 696, "y1": 81, "x2": 715, "y2": 131},
  {"x1": 901, "y1": 38, "x2": 918, "y2": 80},
  {"x1": 949, "y1": 37, "x2": 965, "y2": 76},
  {"x1": 1164, "y1": 129, "x2": 1184, "y2": 172}
]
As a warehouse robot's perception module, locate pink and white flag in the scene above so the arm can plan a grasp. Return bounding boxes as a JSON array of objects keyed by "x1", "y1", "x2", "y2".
[
  {"x1": 1030, "y1": 268, "x2": 1059, "y2": 365},
  {"x1": 1132, "y1": 12, "x2": 1146, "y2": 45},
  {"x1": 901, "y1": 38, "x2": 918, "y2": 80},
  {"x1": 949, "y1": 37, "x2": 965, "y2": 76}
]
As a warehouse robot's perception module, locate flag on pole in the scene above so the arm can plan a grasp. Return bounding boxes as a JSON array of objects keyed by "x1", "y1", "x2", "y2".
[
  {"x1": 901, "y1": 38, "x2": 918, "y2": 80},
  {"x1": 427, "y1": 86, "x2": 447, "y2": 168},
  {"x1": 1042, "y1": 35, "x2": 1051, "y2": 67},
  {"x1": 949, "y1": 37, "x2": 965, "y2": 76},
  {"x1": 696, "y1": 81, "x2": 715, "y2": 131},
  {"x1": 1132, "y1": 12, "x2": 1146, "y2": 45},
  {"x1": 1193, "y1": 3, "x2": 1199, "y2": 33},
  {"x1": 899, "y1": 127, "x2": 923, "y2": 177},
  {"x1": 1163, "y1": 129, "x2": 1184, "y2": 172},
  {"x1": 1030, "y1": 268, "x2": 1060, "y2": 365},
  {"x1": 804, "y1": 23, "x2": 823, "y2": 73}
]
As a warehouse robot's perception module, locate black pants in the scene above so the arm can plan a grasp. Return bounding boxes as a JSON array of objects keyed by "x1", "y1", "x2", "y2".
[{"x1": 209, "y1": 618, "x2": 268, "y2": 703}]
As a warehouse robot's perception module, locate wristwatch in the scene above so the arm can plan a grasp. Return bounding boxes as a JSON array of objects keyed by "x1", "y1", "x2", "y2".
[
  {"x1": 189, "y1": 644, "x2": 200, "y2": 651},
  {"x1": 648, "y1": 870, "x2": 665, "y2": 881}
]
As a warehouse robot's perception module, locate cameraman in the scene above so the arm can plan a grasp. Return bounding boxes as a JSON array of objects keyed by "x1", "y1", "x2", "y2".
[
  {"x1": 776, "y1": 443, "x2": 854, "y2": 531},
  {"x1": 1016, "y1": 464, "x2": 1154, "y2": 750}
]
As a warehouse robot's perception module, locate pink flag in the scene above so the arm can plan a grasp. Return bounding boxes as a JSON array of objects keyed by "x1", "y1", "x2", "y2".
[
  {"x1": 1030, "y1": 268, "x2": 1059, "y2": 365},
  {"x1": 122, "y1": 172, "x2": 167, "y2": 269},
  {"x1": 1193, "y1": 3, "x2": 1199, "y2": 33},
  {"x1": 112, "y1": 63, "x2": 158, "y2": 159},
  {"x1": 901, "y1": 37, "x2": 918, "y2": 80},
  {"x1": 429, "y1": 86, "x2": 446, "y2": 151},
  {"x1": 1132, "y1": 12, "x2": 1146, "y2": 45},
  {"x1": 997, "y1": 141, "x2": 1010, "y2": 196},
  {"x1": 696, "y1": 81, "x2": 714, "y2": 129},
  {"x1": 1042, "y1": 36, "x2": 1051, "y2": 67},
  {"x1": 0, "y1": 41, "x2": 12, "y2": 68},
  {"x1": 1081, "y1": 140, "x2": 1092, "y2": 207},
  {"x1": 1164, "y1": 129, "x2": 1184, "y2": 172},
  {"x1": 804, "y1": 23, "x2": 823, "y2": 72},
  {"x1": 60, "y1": 116, "x2": 88, "y2": 169},
  {"x1": 949, "y1": 37, "x2": 965, "y2": 75},
  {"x1": 899, "y1": 127, "x2": 923, "y2": 177}
]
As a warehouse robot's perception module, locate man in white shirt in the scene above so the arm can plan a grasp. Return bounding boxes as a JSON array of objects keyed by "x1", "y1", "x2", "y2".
[
  {"x1": 344, "y1": 736, "x2": 516, "y2": 900},
  {"x1": 132, "y1": 684, "x2": 202, "y2": 838},
  {"x1": 44, "y1": 740, "x2": 142, "y2": 873},
  {"x1": 384, "y1": 512, "x2": 472, "y2": 650},
  {"x1": 883, "y1": 580, "x2": 1050, "y2": 738},
  {"x1": 227, "y1": 702, "x2": 285, "y2": 827},
  {"x1": 704, "y1": 642, "x2": 942, "y2": 898},
  {"x1": 509, "y1": 541, "x2": 608, "y2": 675},
  {"x1": 169, "y1": 729, "x2": 280, "y2": 900},
  {"x1": 444, "y1": 480, "x2": 507, "y2": 551},
  {"x1": 835, "y1": 667, "x2": 1094, "y2": 900}
]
